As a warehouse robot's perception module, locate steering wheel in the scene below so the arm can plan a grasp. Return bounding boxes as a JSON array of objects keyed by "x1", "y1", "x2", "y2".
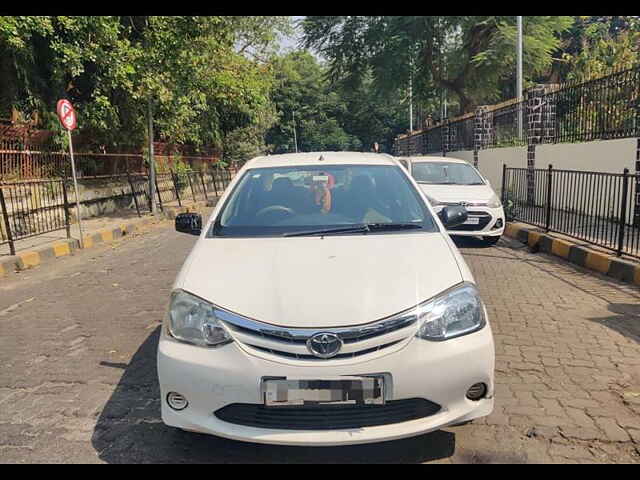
[{"x1": 255, "y1": 205, "x2": 295, "y2": 218}]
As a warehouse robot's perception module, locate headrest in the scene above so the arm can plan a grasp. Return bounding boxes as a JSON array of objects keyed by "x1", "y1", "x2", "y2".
[{"x1": 272, "y1": 177, "x2": 293, "y2": 192}]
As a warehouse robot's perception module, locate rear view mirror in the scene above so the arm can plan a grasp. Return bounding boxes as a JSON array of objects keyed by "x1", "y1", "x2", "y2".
[
  {"x1": 175, "y1": 213, "x2": 202, "y2": 236},
  {"x1": 438, "y1": 206, "x2": 468, "y2": 228}
]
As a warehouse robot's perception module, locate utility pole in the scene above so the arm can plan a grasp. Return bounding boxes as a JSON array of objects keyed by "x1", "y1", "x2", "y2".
[
  {"x1": 292, "y1": 110, "x2": 298, "y2": 153},
  {"x1": 148, "y1": 98, "x2": 156, "y2": 215},
  {"x1": 409, "y1": 67, "x2": 413, "y2": 132},
  {"x1": 517, "y1": 16, "x2": 523, "y2": 139}
]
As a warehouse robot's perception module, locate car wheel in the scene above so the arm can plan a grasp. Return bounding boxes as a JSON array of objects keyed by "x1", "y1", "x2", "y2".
[{"x1": 483, "y1": 236, "x2": 501, "y2": 246}]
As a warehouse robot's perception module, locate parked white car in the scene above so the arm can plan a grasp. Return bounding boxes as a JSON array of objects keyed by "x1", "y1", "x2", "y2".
[
  {"x1": 159, "y1": 152, "x2": 495, "y2": 446},
  {"x1": 399, "y1": 156, "x2": 505, "y2": 245}
]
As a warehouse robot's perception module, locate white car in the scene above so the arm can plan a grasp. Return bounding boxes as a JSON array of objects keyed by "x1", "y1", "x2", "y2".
[
  {"x1": 159, "y1": 152, "x2": 495, "y2": 446},
  {"x1": 399, "y1": 156, "x2": 505, "y2": 245}
]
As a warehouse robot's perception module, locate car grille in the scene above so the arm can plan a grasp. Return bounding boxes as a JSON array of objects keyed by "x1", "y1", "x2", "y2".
[
  {"x1": 214, "y1": 398, "x2": 442, "y2": 430},
  {"x1": 217, "y1": 307, "x2": 419, "y2": 361},
  {"x1": 449, "y1": 211, "x2": 492, "y2": 232}
]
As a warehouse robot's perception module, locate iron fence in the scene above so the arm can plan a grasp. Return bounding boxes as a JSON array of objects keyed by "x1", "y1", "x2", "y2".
[
  {"x1": 0, "y1": 167, "x2": 235, "y2": 255},
  {"x1": 425, "y1": 125, "x2": 443, "y2": 154},
  {"x1": 489, "y1": 100, "x2": 527, "y2": 148},
  {"x1": 447, "y1": 115, "x2": 475, "y2": 151},
  {"x1": 502, "y1": 165, "x2": 639, "y2": 258},
  {"x1": 547, "y1": 67, "x2": 640, "y2": 144},
  {"x1": 394, "y1": 65, "x2": 640, "y2": 154}
]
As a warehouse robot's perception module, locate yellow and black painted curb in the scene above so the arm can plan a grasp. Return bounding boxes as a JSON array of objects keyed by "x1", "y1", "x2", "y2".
[
  {"x1": 0, "y1": 201, "x2": 211, "y2": 279},
  {"x1": 505, "y1": 223, "x2": 640, "y2": 287}
]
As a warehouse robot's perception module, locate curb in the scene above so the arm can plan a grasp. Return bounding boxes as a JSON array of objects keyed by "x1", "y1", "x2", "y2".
[
  {"x1": 504, "y1": 222, "x2": 640, "y2": 287},
  {"x1": 0, "y1": 201, "x2": 212, "y2": 279}
]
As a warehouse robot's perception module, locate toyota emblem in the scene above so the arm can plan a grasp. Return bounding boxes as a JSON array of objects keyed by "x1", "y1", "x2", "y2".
[{"x1": 306, "y1": 332, "x2": 343, "y2": 359}]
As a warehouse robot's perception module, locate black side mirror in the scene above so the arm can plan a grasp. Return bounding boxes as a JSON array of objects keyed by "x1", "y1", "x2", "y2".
[
  {"x1": 438, "y1": 205, "x2": 468, "y2": 228},
  {"x1": 175, "y1": 213, "x2": 202, "y2": 236}
]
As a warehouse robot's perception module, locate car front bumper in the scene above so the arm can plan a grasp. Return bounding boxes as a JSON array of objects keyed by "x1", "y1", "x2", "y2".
[
  {"x1": 436, "y1": 205, "x2": 505, "y2": 238},
  {"x1": 157, "y1": 322, "x2": 495, "y2": 446}
]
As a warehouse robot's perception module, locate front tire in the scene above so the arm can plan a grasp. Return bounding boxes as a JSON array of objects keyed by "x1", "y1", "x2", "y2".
[{"x1": 483, "y1": 236, "x2": 500, "y2": 246}]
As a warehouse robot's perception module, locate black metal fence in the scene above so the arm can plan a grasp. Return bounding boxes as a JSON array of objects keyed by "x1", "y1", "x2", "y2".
[
  {"x1": 489, "y1": 100, "x2": 527, "y2": 148},
  {"x1": 547, "y1": 67, "x2": 640, "y2": 144},
  {"x1": 425, "y1": 125, "x2": 443, "y2": 154},
  {"x1": 447, "y1": 115, "x2": 475, "y2": 152},
  {"x1": 394, "y1": 65, "x2": 640, "y2": 156},
  {"x1": 0, "y1": 168, "x2": 235, "y2": 255},
  {"x1": 502, "y1": 165, "x2": 639, "y2": 258}
]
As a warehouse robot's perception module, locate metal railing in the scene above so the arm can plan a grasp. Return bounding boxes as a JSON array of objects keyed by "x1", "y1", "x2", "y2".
[
  {"x1": 394, "y1": 65, "x2": 640, "y2": 155},
  {"x1": 0, "y1": 168, "x2": 235, "y2": 255},
  {"x1": 489, "y1": 100, "x2": 527, "y2": 148},
  {"x1": 425, "y1": 125, "x2": 443, "y2": 154},
  {"x1": 502, "y1": 165, "x2": 639, "y2": 258},
  {"x1": 447, "y1": 115, "x2": 475, "y2": 151},
  {"x1": 547, "y1": 67, "x2": 640, "y2": 144}
]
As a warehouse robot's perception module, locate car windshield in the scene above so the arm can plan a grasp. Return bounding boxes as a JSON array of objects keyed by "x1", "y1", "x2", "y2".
[
  {"x1": 210, "y1": 164, "x2": 437, "y2": 237},
  {"x1": 411, "y1": 162, "x2": 485, "y2": 185}
]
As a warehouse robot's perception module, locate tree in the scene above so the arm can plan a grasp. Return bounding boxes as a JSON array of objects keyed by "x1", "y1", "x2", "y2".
[
  {"x1": 0, "y1": 16, "x2": 281, "y2": 155},
  {"x1": 302, "y1": 16, "x2": 573, "y2": 115},
  {"x1": 265, "y1": 51, "x2": 361, "y2": 153},
  {"x1": 555, "y1": 16, "x2": 640, "y2": 83}
]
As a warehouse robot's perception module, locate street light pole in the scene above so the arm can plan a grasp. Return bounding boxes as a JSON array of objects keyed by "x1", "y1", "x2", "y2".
[
  {"x1": 409, "y1": 69, "x2": 413, "y2": 132},
  {"x1": 292, "y1": 110, "x2": 298, "y2": 153},
  {"x1": 517, "y1": 16, "x2": 523, "y2": 139}
]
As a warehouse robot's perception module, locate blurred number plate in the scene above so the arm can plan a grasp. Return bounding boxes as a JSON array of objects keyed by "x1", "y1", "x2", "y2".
[
  {"x1": 464, "y1": 217, "x2": 480, "y2": 225},
  {"x1": 263, "y1": 376, "x2": 385, "y2": 407}
]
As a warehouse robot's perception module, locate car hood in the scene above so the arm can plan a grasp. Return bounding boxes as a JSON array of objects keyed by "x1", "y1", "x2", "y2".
[
  {"x1": 418, "y1": 184, "x2": 495, "y2": 203},
  {"x1": 178, "y1": 233, "x2": 463, "y2": 328}
]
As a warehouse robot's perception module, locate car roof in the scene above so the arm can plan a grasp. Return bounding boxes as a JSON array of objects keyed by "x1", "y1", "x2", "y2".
[
  {"x1": 399, "y1": 156, "x2": 470, "y2": 165},
  {"x1": 244, "y1": 152, "x2": 399, "y2": 169}
]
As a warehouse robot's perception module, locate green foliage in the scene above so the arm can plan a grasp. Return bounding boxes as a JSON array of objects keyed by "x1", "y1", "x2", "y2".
[
  {"x1": 561, "y1": 17, "x2": 640, "y2": 83},
  {"x1": 303, "y1": 16, "x2": 573, "y2": 115},
  {"x1": 0, "y1": 16, "x2": 281, "y2": 156},
  {"x1": 265, "y1": 50, "x2": 402, "y2": 154}
]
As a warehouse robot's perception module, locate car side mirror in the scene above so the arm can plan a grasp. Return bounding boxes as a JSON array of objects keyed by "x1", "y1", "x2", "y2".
[
  {"x1": 438, "y1": 205, "x2": 468, "y2": 228},
  {"x1": 175, "y1": 213, "x2": 202, "y2": 236}
]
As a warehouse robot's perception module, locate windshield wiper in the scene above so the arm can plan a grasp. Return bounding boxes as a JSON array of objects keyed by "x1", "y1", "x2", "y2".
[
  {"x1": 283, "y1": 223, "x2": 423, "y2": 237},
  {"x1": 365, "y1": 223, "x2": 423, "y2": 231},
  {"x1": 283, "y1": 225, "x2": 370, "y2": 237}
]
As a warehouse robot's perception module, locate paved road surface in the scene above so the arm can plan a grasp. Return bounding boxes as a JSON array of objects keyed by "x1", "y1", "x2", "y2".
[{"x1": 1, "y1": 219, "x2": 639, "y2": 463}]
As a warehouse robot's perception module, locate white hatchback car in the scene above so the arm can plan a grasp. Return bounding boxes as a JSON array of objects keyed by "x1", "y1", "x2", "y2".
[
  {"x1": 159, "y1": 152, "x2": 495, "y2": 446},
  {"x1": 399, "y1": 156, "x2": 505, "y2": 245}
]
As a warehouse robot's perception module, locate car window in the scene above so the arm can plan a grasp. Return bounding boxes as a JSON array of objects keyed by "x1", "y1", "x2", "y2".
[
  {"x1": 411, "y1": 162, "x2": 485, "y2": 185},
  {"x1": 211, "y1": 164, "x2": 437, "y2": 237}
]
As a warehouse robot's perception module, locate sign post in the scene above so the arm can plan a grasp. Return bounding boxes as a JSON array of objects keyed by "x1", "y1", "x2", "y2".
[{"x1": 56, "y1": 99, "x2": 84, "y2": 248}]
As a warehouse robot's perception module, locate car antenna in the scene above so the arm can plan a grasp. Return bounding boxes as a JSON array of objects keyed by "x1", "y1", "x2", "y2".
[{"x1": 318, "y1": 155, "x2": 324, "y2": 161}]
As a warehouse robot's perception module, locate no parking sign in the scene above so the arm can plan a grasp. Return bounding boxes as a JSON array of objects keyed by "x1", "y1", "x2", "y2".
[
  {"x1": 56, "y1": 99, "x2": 84, "y2": 247},
  {"x1": 56, "y1": 99, "x2": 77, "y2": 131}
]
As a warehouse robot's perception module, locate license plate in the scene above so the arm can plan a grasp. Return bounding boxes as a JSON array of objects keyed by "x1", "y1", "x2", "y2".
[
  {"x1": 464, "y1": 217, "x2": 480, "y2": 225},
  {"x1": 262, "y1": 376, "x2": 385, "y2": 407}
]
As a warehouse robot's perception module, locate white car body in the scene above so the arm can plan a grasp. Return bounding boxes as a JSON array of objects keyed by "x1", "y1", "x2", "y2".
[
  {"x1": 158, "y1": 152, "x2": 495, "y2": 446},
  {"x1": 400, "y1": 156, "x2": 505, "y2": 240}
]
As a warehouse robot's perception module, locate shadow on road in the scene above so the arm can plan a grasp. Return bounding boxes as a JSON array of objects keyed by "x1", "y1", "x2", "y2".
[
  {"x1": 451, "y1": 236, "x2": 498, "y2": 250},
  {"x1": 91, "y1": 327, "x2": 456, "y2": 463},
  {"x1": 589, "y1": 303, "x2": 640, "y2": 345}
]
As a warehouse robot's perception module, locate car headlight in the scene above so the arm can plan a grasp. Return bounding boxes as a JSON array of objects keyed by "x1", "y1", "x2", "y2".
[
  {"x1": 486, "y1": 194, "x2": 502, "y2": 208},
  {"x1": 166, "y1": 290, "x2": 233, "y2": 347},
  {"x1": 415, "y1": 283, "x2": 486, "y2": 341}
]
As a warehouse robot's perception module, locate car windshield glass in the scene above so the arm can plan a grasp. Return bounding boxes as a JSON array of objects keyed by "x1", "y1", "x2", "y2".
[
  {"x1": 411, "y1": 162, "x2": 485, "y2": 185},
  {"x1": 210, "y1": 164, "x2": 437, "y2": 237}
]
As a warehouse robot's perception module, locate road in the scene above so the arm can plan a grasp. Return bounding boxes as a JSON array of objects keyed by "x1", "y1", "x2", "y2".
[{"x1": 0, "y1": 217, "x2": 639, "y2": 463}]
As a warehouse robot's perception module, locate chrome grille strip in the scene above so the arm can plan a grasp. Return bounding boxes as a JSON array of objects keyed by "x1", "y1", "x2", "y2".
[
  {"x1": 215, "y1": 306, "x2": 419, "y2": 360},
  {"x1": 246, "y1": 339, "x2": 407, "y2": 361},
  {"x1": 217, "y1": 308, "x2": 418, "y2": 343}
]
